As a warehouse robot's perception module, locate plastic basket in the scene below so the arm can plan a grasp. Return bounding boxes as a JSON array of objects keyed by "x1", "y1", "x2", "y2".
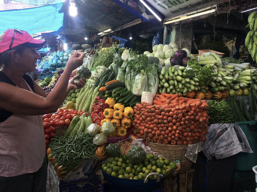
[
  {"x1": 148, "y1": 142, "x2": 192, "y2": 173},
  {"x1": 59, "y1": 175, "x2": 99, "y2": 192},
  {"x1": 234, "y1": 121, "x2": 257, "y2": 171},
  {"x1": 198, "y1": 49, "x2": 224, "y2": 57}
]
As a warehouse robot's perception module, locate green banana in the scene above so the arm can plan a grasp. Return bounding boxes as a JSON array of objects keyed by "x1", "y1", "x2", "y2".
[
  {"x1": 246, "y1": 24, "x2": 250, "y2": 28},
  {"x1": 255, "y1": 18, "x2": 257, "y2": 31},
  {"x1": 250, "y1": 18, "x2": 255, "y2": 30},
  {"x1": 245, "y1": 31, "x2": 253, "y2": 46},
  {"x1": 249, "y1": 40, "x2": 253, "y2": 50},
  {"x1": 248, "y1": 11, "x2": 257, "y2": 23},
  {"x1": 254, "y1": 35, "x2": 257, "y2": 45}
]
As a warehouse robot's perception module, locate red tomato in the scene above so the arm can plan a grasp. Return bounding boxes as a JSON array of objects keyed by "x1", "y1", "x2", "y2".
[
  {"x1": 66, "y1": 114, "x2": 73, "y2": 119},
  {"x1": 55, "y1": 115, "x2": 61, "y2": 119},
  {"x1": 65, "y1": 119, "x2": 71, "y2": 125},
  {"x1": 71, "y1": 114, "x2": 76, "y2": 118},
  {"x1": 64, "y1": 109, "x2": 69, "y2": 113},
  {"x1": 52, "y1": 114, "x2": 57, "y2": 119},
  {"x1": 59, "y1": 120, "x2": 65, "y2": 126},
  {"x1": 43, "y1": 118, "x2": 50, "y2": 122},
  {"x1": 79, "y1": 112, "x2": 84, "y2": 116},
  {"x1": 45, "y1": 134, "x2": 50, "y2": 140},
  {"x1": 63, "y1": 113, "x2": 68, "y2": 118},
  {"x1": 50, "y1": 132, "x2": 55, "y2": 138},
  {"x1": 60, "y1": 116, "x2": 66, "y2": 120},
  {"x1": 45, "y1": 128, "x2": 51, "y2": 134},
  {"x1": 50, "y1": 126, "x2": 56, "y2": 133},
  {"x1": 45, "y1": 140, "x2": 50, "y2": 145},
  {"x1": 49, "y1": 120, "x2": 55, "y2": 126},
  {"x1": 58, "y1": 112, "x2": 63, "y2": 116},
  {"x1": 54, "y1": 119, "x2": 59, "y2": 126},
  {"x1": 42, "y1": 114, "x2": 49, "y2": 119},
  {"x1": 43, "y1": 122, "x2": 50, "y2": 129},
  {"x1": 57, "y1": 108, "x2": 63, "y2": 113}
]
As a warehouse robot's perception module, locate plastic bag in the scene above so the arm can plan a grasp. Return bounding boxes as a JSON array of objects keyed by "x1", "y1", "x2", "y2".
[
  {"x1": 145, "y1": 64, "x2": 159, "y2": 96},
  {"x1": 132, "y1": 71, "x2": 147, "y2": 96},
  {"x1": 141, "y1": 91, "x2": 153, "y2": 104},
  {"x1": 87, "y1": 123, "x2": 100, "y2": 137},
  {"x1": 116, "y1": 68, "x2": 125, "y2": 82},
  {"x1": 102, "y1": 122, "x2": 115, "y2": 135},
  {"x1": 93, "y1": 133, "x2": 107, "y2": 145},
  {"x1": 125, "y1": 65, "x2": 132, "y2": 91}
]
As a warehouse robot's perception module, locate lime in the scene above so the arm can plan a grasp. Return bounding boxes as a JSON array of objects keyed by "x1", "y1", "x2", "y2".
[
  {"x1": 122, "y1": 163, "x2": 127, "y2": 169},
  {"x1": 131, "y1": 169, "x2": 135, "y2": 174},
  {"x1": 71, "y1": 93, "x2": 76, "y2": 98},
  {"x1": 115, "y1": 157, "x2": 119, "y2": 161},
  {"x1": 170, "y1": 162, "x2": 176, "y2": 169},
  {"x1": 108, "y1": 158, "x2": 114, "y2": 163},
  {"x1": 159, "y1": 156, "x2": 163, "y2": 161},
  {"x1": 152, "y1": 166, "x2": 157, "y2": 171},
  {"x1": 164, "y1": 159, "x2": 170, "y2": 165},
  {"x1": 75, "y1": 89, "x2": 80, "y2": 93},
  {"x1": 69, "y1": 89, "x2": 75, "y2": 93},
  {"x1": 76, "y1": 93, "x2": 80, "y2": 97},
  {"x1": 153, "y1": 175, "x2": 158, "y2": 179},
  {"x1": 145, "y1": 170, "x2": 150, "y2": 174},
  {"x1": 151, "y1": 160, "x2": 156, "y2": 166},
  {"x1": 156, "y1": 162, "x2": 163, "y2": 168},
  {"x1": 149, "y1": 153, "x2": 154, "y2": 158},
  {"x1": 112, "y1": 161, "x2": 118, "y2": 166},
  {"x1": 122, "y1": 155, "x2": 128, "y2": 160},
  {"x1": 128, "y1": 163, "x2": 133, "y2": 168},
  {"x1": 142, "y1": 167, "x2": 146, "y2": 172},
  {"x1": 117, "y1": 162, "x2": 122, "y2": 166},
  {"x1": 166, "y1": 166, "x2": 172, "y2": 171},
  {"x1": 160, "y1": 160, "x2": 164, "y2": 164},
  {"x1": 162, "y1": 170, "x2": 167, "y2": 176},
  {"x1": 135, "y1": 171, "x2": 139, "y2": 176},
  {"x1": 147, "y1": 165, "x2": 152, "y2": 170},
  {"x1": 118, "y1": 158, "x2": 123, "y2": 162},
  {"x1": 143, "y1": 160, "x2": 149, "y2": 166},
  {"x1": 110, "y1": 164, "x2": 115, "y2": 169},
  {"x1": 154, "y1": 156, "x2": 158, "y2": 160},
  {"x1": 118, "y1": 170, "x2": 124, "y2": 175},
  {"x1": 129, "y1": 173, "x2": 134, "y2": 177},
  {"x1": 118, "y1": 175, "x2": 124, "y2": 179},
  {"x1": 156, "y1": 168, "x2": 161, "y2": 173},
  {"x1": 143, "y1": 173, "x2": 147, "y2": 179},
  {"x1": 163, "y1": 165, "x2": 167, "y2": 169},
  {"x1": 111, "y1": 172, "x2": 117, "y2": 177},
  {"x1": 107, "y1": 163, "x2": 111, "y2": 168},
  {"x1": 136, "y1": 167, "x2": 142, "y2": 172},
  {"x1": 124, "y1": 174, "x2": 129, "y2": 179},
  {"x1": 107, "y1": 168, "x2": 112, "y2": 175},
  {"x1": 126, "y1": 167, "x2": 132, "y2": 173},
  {"x1": 129, "y1": 177, "x2": 133, "y2": 180},
  {"x1": 113, "y1": 166, "x2": 119, "y2": 172},
  {"x1": 138, "y1": 174, "x2": 143, "y2": 180},
  {"x1": 101, "y1": 164, "x2": 106, "y2": 169},
  {"x1": 133, "y1": 176, "x2": 138, "y2": 180},
  {"x1": 139, "y1": 163, "x2": 144, "y2": 168},
  {"x1": 126, "y1": 160, "x2": 130, "y2": 164},
  {"x1": 134, "y1": 165, "x2": 139, "y2": 169}
]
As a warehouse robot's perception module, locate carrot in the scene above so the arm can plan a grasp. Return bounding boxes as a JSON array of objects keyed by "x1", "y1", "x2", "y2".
[
  {"x1": 105, "y1": 80, "x2": 118, "y2": 86},
  {"x1": 99, "y1": 86, "x2": 107, "y2": 92}
]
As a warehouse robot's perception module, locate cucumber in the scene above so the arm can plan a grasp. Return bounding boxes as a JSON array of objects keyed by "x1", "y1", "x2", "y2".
[
  {"x1": 70, "y1": 118, "x2": 82, "y2": 136},
  {"x1": 120, "y1": 90, "x2": 132, "y2": 97},
  {"x1": 64, "y1": 115, "x2": 80, "y2": 136},
  {"x1": 168, "y1": 67, "x2": 173, "y2": 76},
  {"x1": 77, "y1": 113, "x2": 86, "y2": 133},
  {"x1": 124, "y1": 94, "x2": 135, "y2": 103},
  {"x1": 129, "y1": 95, "x2": 138, "y2": 105},
  {"x1": 113, "y1": 88, "x2": 128, "y2": 96},
  {"x1": 112, "y1": 87, "x2": 124, "y2": 94},
  {"x1": 105, "y1": 71, "x2": 116, "y2": 83},
  {"x1": 118, "y1": 93, "x2": 132, "y2": 103},
  {"x1": 106, "y1": 88, "x2": 116, "y2": 95},
  {"x1": 106, "y1": 81, "x2": 125, "y2": 90}
]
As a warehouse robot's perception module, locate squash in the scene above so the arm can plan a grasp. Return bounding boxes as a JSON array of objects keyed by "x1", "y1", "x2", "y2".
[
  {"x1": 222, "y1": 90, "x2": 229, "y2": 99},
  {"x1": 186, "y1": 91, "x2": 195, "y2": 98},
  {"x1": 204, "y1": 91, "x2": 212, "y2": 100},
  {"x1": 212, "y1": 91, "x2": 223, "y2": 100},
  {"x1": 95, "y1": 144, "x2": 108, "y2": 159},
  {"x1": 194, "y1": 91, "x2": 205, "y2": 100}
]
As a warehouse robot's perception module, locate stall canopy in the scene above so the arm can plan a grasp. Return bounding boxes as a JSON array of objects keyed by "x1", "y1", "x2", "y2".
[{"x1": 0, "y1": 2, "x2": 64, "y2": 35}]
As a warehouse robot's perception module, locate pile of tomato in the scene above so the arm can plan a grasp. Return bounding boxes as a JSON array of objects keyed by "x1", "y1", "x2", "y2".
[{"x1": 43, "y1": 108, "x2": 87, "y2": 146}]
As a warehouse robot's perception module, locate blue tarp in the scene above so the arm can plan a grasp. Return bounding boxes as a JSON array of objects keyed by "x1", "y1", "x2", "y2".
[{"x1": 0, "y1": 3, "x2": 64, "y2": 35}]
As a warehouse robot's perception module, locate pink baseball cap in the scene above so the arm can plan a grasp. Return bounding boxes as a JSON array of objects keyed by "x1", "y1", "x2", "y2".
[{"x1": 0, "y1": 29, "x2": 46, "y2": 54}]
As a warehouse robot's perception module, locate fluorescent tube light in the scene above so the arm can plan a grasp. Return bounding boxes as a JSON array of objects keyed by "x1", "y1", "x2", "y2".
[
  {"x1": 103, "y1": 29, "x2": 112, "y2": 33},
  {"x1": 139, "y1": 0, "x2": 162, "y2": 22},
  {"x1": 69, "y1": 3, "x2": 77, "y2": 17},
  {"x1": 241, "y1": 7, "x2": 257, "y2": 13},
  {"x1": 63, "y1": 43, "x2": 68, "y2": 51},
  {"x1": 164, "y1": 6, "x2": 216, "y2": 24},
  {"x1": 98, "y1": 32, "x2": 104, "y2": 35}
]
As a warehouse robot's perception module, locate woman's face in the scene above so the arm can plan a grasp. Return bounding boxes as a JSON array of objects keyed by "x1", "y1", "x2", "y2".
[{"x1": 16, "y1": 47, "x2": 41, "y2": 72}]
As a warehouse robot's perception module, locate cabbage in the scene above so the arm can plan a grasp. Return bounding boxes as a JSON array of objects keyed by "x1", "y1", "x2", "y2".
[
  {"x1": 163, "y1": 44, "x2": 172, "y2": 52},
  {"x1": 165, "y1": 49, "x2": 175, "y2": 59},
  {"x1": 154, "y1": 50, "x2": 165, "y2": 59},
  {"x1": 144, "y1": 51, "x2": 150, "y2": 55},
  {"x1": 153, "y1": 45, "x2": 158, "y2": 52},
  {"x1": 87, "y1": 123, "x2": 100, "y2": 137},
  {"x1": 132, "y1": 71, "x2": 147, "y2": 96},
  {"x1": 147, "y1": 53, "x2": 154, "y2": 57},
  {"x1": 159, "y1": 59, "x2": 164, "y2": 66},
  {"x1": 173, "y1": 48, "x2": 178, "y2": 52},
  {"x1": 165, "y1": 58, "x2": 171, "y2": 66},
  {"x1": 169, "y1": 42, "x2": 178, "y2": 49},
  {"x1": 157, "y1": 44, "x2": 164, "y2": 51},
  {"x1": 93, "y1": 133, "x2": 107, "y2": 145},
  {"x1": 182, "y1": 48, "x2": 191, "y2": 55}
]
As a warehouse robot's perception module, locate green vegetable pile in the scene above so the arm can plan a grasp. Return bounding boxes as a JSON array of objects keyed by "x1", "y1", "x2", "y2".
[
  {"x1": 207, "y1": 100, "x2": 234, "y2": 124},
  {"x1": 106, "y1": 144, "x2": 121, "y2": 157},
  {"x1": 49, "y1": 132, "x2": 97, "y2": 173}
]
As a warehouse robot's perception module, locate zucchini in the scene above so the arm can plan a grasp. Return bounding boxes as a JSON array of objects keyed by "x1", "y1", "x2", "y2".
[
  {"x1": 120, "y1": 90, "x2": 132, "y2": 97},
  {"x1": 129, "y1": 95, "x2": 138, "y2": 105},
  {"x1": 118, "y1": 93, "x2": 132, "y2": 103},
  {"x1": 106, "y1": 81, "x2": 125, "y2": 90},
  {"x1": 64, "y1": 115, "x2": 80, "y2": 136},
  {"x1": 124, "y1": 94, "x2": 135, "y2": 103},
  {"x1": 113, "y1": 88, "x2": 128, "y2": 97},
  {"x1": 112, "y1": 87, "x2": 124, "y2": 94},
  {"x1": 106, "y1": 88, "x2": 116, "y2": 95}
]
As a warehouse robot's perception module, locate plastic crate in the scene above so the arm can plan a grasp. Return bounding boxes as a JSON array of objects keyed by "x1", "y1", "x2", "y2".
[
  {"x1": 60, "y1": 175, "x2": 99, "y2": 192},
  {"x1": 192, "y1": 152, "x2": 235, "y2": 192},
  {"x1": 233, "y1": 170, "x2": 255, "y2": 192}
]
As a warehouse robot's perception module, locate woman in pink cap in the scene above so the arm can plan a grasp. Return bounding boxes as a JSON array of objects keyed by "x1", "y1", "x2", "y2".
[{"x1": 0, "y1": 29, "x2": 86, "y2": 192}]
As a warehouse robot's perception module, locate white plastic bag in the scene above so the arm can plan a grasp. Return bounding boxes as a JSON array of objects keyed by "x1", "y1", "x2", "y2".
[
  {"x1": 141, "y1": 91, "x2": 153, "y2": 104},
  {"x1": 87, "y1": 123, "x2": 100, "y2": 137}
]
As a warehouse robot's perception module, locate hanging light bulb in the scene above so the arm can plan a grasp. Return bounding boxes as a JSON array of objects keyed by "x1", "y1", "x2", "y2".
[
  {"x1": 69, "y1": 2, "x2": 77, "y2": 17},
  {"x1": 63, "y1": 43, "x2": 68, "y2": 51},
  {"x1": 84, "y1": 37, "x2": 88, "y2": 40}
]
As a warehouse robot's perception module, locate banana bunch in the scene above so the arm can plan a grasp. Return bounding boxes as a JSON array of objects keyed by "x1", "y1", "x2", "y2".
[
  {"x1": 245, "y1": 11, "x2": 257, "y2": 61},
  {"x1": 48, "y1": 75, "x2": 59, "y2": 87}
]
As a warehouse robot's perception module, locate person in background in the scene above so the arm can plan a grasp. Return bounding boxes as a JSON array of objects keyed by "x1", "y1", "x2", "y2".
[{"x1": 0, "y1": 29, "x2": 86, "y2": 192}]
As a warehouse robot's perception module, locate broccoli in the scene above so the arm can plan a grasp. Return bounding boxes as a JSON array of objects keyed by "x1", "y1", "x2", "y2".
[{"x1": 74, "y1": 65, "x2": 91, "y2": 83}]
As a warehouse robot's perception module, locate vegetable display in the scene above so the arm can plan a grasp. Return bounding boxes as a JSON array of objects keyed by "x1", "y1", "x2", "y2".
[{"x1": 48, "y1": 132, "x2": 97, "y2": 175}]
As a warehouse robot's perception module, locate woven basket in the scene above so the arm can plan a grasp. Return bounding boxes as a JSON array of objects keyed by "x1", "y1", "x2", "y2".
[{"x1": 148, "y1": 143, "x2": 193, "y2": 173}]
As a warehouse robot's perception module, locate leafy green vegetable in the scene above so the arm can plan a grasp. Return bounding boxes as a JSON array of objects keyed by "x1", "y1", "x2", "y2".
[
  {"x1": 197, "y1": 65, "x2": 214, "y2": 86},
  {"x1": 127, "y1": 146, "x2": 146, "y2": 165},
  {"x1": 106, "y1": 144, "x2": 121, "y2": 157},
  {"x1": 187, "y1": 59, "x2": 201, "y2": 71}
]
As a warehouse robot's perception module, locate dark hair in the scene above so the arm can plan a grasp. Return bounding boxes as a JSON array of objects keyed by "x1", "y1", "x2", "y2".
[{"x1": 0, "y1": 45, "x2": 25, "y2": 68}]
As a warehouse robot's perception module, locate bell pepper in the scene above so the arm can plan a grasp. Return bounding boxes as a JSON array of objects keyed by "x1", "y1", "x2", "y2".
[
  {"x1": 111, "y1": 119, "x2": 121, "y2": 127},
  {"x1": 98, "y1": 98, "x2": 105, "y2": 105},
  {"x1": 124, "y1": 107, "x2": 134, "y2": 119},
  {"x1": 113, "y1": 111, "x2": 123, "y2": 119},
  {"x1": 95, "y1": 118, "x2": 101, "y2": 126},
  {"x1": 91, "y1": 112, "x2": 99, "y2": 122},
  {"x1": 108, "y1": 131, "x2": 117, "y2": 137},
  {"x1": 105, "y1": 98, "x2": 115, "y2": 108},
  {"x1": 97, "y1": 111, "x2": 105, "y2": 120},
  {"x1": 94, "y1": 96, "x2": 103, "y2": 103},
  {"x1": 121, "y1": 118, "x2": 131, "y2": 129},
  {"x1": 117, "y1": 127, "x2": 127, "y2": 137},
  {"x1": 95, "y1": 103, "x2": 109, "y2": 112},
  {"x1": 113, "y1": 103, "x2": 125, "y2": 111},
  {"x1": 101, "y1": 118, "x2": 111, "y2": 126},
  {"x1": 104, "y1": 108, "x2": 114, "y2": 119}
]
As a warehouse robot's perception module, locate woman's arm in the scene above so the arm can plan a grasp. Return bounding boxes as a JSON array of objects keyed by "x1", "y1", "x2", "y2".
[{"x1": 0, "y1": 51, "x2": 85, "y2": 115}]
